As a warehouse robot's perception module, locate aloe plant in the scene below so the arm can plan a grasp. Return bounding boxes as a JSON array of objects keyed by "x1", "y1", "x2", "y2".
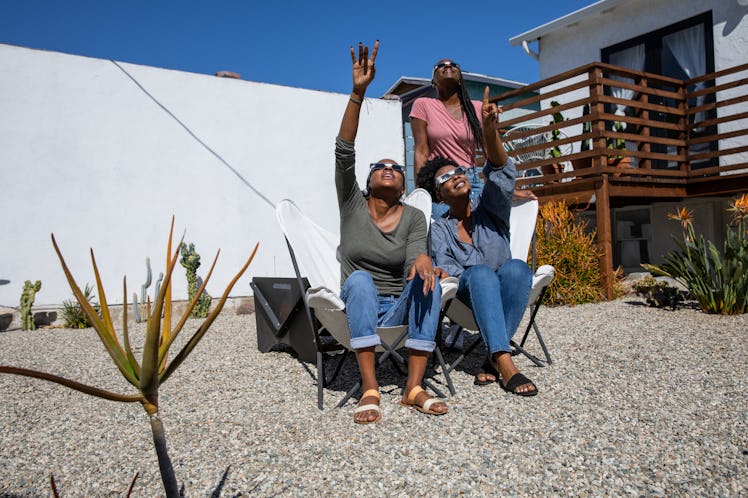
[
  {"x1": 0, "y1": 218, "x2": 259, "y2": 496},
  {"x1": 644, "y1": 195, "x2": 748, "y2": 314}
]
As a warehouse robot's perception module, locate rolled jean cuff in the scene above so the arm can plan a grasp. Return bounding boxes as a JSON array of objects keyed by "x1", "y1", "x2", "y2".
[
  {"x1": 489, "y1": 346, "x2": 512, "y2": 355},
  {"x1": 350, "y1": 334, "x2": 381, "y2": 350},
  {"x1": 405, "y1": 338, "x2": 435, "y2": 352}
]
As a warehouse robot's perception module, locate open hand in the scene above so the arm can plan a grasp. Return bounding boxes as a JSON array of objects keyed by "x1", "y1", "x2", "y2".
[{"x1": 350, "y1": 40, "x2": 379, "y2": 95}]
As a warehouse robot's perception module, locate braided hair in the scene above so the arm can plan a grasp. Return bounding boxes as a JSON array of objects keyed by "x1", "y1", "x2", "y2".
[
  {"x1": 457, "y1": 75, "x2": 484, "y2": 155},
  {"x1": 415, "y1": 156, "x2": 459, "y2": 203}
]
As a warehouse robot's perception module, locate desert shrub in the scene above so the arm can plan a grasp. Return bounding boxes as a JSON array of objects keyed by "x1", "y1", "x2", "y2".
[
  {"x1": 631, "y1": 274, "x2": 683, "y2": 310},
  {"x1": 643, "y1": 194, "x2": 748, "y2": 315},
  {"x1": 531, "y1": 200, "x2": 606, "y2": 305},
  {"x1": 61, "y1": 283, "x2": 99, "y2": 328}
]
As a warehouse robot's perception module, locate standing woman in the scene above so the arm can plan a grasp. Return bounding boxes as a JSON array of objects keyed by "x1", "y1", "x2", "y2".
[
  {"x1": 336, "y1": 40, "x2": 448, "y2": 424},
  {"x1": 420, "y1": 87, "x2": 538, "y2": 396},
  {"x1": 410, "y1": 59, "x2": 485, "y2": 209}
]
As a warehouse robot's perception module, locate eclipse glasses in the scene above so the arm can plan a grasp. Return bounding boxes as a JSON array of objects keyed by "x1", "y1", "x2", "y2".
[
  {"x1": 435, "y1": 166, "x2": 467, "y2": 187},
  {"x1": 369, "y1": 163, "x2": 405, "y2": 174}
]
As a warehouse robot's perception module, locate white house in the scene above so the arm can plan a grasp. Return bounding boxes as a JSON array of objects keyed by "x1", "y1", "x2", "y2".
[{"x1": 507, "y1": 0, "x2": 748, "y2": 274}]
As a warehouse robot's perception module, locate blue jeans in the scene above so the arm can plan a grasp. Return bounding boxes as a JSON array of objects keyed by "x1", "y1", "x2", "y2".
[
  {"x1": 431, "y1": 167, "x2": 485, "y2": 218},
  {"x1": 456, "y1": 261, "x2": 532, "y2": 355},
  {"x1": 340, "y1": 270, "x2": 442, "y2": 352}
]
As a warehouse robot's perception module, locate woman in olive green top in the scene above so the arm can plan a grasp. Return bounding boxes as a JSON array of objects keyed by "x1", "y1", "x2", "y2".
[{"x1": 336, "y1": 40, "x2": 447, "y2": 424}]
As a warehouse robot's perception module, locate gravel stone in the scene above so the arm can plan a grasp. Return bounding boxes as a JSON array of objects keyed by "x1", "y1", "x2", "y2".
[{"x1": 1, "y1": 298, "x2": 746, "y2": 496}]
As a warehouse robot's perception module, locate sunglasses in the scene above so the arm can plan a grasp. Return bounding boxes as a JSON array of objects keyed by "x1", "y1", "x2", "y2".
[
  {"x1": 435, "y1": 166, "x2": 467, "y2": 187},
  {"x1": 369, "y1": 162, "x2": 405, "y2": 174},
  {"x1": 434, "y1": 61, "x2": 460, "y2": 70}
]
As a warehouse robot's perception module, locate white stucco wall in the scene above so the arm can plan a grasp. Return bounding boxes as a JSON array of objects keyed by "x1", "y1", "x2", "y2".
[
  {"x1": 537, "y1": 0, "x2": 747, "y2": 79},
  {"x1": 534, "y1": 0, "x2": 748, "y2": 166},
  {"x1": 0, "y1": 44, "x2": 404, "y2": 306}
]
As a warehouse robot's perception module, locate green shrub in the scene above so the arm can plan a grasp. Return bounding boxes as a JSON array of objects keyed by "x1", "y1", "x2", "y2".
[
  {"x1": 61, "y1": 283, "x2": 100, "y2": 328},
  {"x1": 532, "y1": 200, "x2": 607, "y2": 305},
  {"x1": 631, "y1": 274, "x2": 683, "y2": 310},
  {"x1": 643, "y1": 195, "x2": 748, "y2": 315}
]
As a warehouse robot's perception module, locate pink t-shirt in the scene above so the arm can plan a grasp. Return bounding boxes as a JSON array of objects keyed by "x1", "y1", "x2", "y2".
[{"x1": 410, "y1": 97, "x2": 482, "y2": 167}]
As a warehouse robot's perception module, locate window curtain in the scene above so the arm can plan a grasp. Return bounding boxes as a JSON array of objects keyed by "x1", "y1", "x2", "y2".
[
  {"x1": 663, "y1": 25, "x2": 707, "y2": 130},
  {"x1": 608, "y1": 44, "x2": 646, "y2": 130}
]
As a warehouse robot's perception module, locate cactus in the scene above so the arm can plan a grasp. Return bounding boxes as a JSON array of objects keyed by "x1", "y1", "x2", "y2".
[
  {"x1": 132, "y1": 258, "x2": 156, "y2": 324},
  {"x1": 180, "y1": 243, "x2": 211, "y2": 318},
  {"x1": 154, "y1": 272, "x2": 164, "y2": 299},
  {"x1": 20, "y1": 280, "x2": 42, "y2": 331},
  {"x1": 140, "y1": 257, "x2": 152, "y2": 304},
  {"x1": 132, "y1": 292, "x2": 141, "y2": 323}
]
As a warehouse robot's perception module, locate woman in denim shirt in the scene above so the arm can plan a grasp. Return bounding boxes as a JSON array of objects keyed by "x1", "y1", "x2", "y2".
[{"x1": 419, "y1": 87, "x2": 538, "y2": 396}]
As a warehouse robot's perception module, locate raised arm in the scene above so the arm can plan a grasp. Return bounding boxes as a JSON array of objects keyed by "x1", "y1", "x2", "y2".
[
  {"x1": 338, "y1": 40, "x2": 379, "y2": 143},
  {"x1": 481, "y1": 86, "x2": 509, "y2": 166}
]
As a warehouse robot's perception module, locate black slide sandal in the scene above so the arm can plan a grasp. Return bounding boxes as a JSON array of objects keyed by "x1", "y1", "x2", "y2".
[{"x1": 501, "y1": 372, "x2": 538, "y2": 396}]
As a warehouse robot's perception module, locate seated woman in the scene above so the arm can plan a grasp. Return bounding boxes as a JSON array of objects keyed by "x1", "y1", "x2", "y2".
[
  {"x1": 416, "y1": 87, "x2": 538, "y2": 396},
  {"x1": 336, "y1": 40, "x2": 448, "y2": 424}
]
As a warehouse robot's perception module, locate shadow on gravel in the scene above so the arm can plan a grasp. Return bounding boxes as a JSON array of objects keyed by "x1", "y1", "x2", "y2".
[{"x1": 210, "y1": 465, "x2": 231, "y2": 497}]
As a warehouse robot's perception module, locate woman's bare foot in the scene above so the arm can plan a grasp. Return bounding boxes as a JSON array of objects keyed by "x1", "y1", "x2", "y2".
[
  {"x1": 474, "y1": 358, "x2": 500, "y2": 385},
  {"x1": 353, "y1": 388, "x2": 382, "y2": 424},
  {"x1": 493, "y1": 352, "x2": 537, "y2": 396},
  {"x1": 400, "y1": 385, "x2": 448, "y2": 415}
]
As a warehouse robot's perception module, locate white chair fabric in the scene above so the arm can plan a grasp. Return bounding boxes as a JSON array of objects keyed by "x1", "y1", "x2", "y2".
[
  {"x1": 275, "y1": 200, "x2": 340, "y2": 294},
  {"x1": 403, "y1": 188, "x2": 433, "y2": 231}
]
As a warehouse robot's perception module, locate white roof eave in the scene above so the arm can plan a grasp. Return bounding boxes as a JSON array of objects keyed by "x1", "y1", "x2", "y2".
[
  {"x1": 382, "y1": 71, "x2": 528, "y2": 98},
  {"x1": 509, "y1": 0, "x2": 628, "y2": 45}
]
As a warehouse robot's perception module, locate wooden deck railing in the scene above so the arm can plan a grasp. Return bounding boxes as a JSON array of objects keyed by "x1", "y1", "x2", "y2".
[
  {"x1": 489, "y1": 61, "x2": 748, "y2": 299},
  {"x1": 491, "y1": 61, "x2": 748, "y2": 195}
]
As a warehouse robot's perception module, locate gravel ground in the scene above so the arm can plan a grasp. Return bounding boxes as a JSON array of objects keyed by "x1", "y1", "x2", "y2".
[{"x1": 1, "y1": 298, "x2": 747, "y2": 497}]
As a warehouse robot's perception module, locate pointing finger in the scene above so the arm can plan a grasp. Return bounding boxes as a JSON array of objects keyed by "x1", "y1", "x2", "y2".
[
  {"x1": 370, "y1": 40, "x2": 380, "y2": 63},
  {"x1": 483, "y1": 86, "x2": 490, "y2": 107}
]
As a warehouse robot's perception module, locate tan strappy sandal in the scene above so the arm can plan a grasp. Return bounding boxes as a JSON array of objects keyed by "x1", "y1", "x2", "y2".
[
  {"x1": 399, "y1": 385, "x2": 448, "y2": 416},
  {"x1": 353, "y1": 388, "x2": 382, "y2": 424}
]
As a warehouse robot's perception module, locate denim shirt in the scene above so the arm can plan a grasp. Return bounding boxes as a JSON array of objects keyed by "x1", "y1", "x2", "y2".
[{"x1": 430, "y1": 157, "x2": 516, "y2": 278}]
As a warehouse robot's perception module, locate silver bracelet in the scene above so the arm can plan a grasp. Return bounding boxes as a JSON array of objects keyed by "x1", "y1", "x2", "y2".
[{"x1": 349, "y1": 96, "x2": 363, "y2": 104}]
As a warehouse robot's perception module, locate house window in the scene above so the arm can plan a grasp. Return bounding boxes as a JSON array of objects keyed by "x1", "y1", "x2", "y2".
[
  {"x1": 602, "y1": 12, "x2": 716, "y2": 169},
  {"x1": 614, "y1": 207, "x2": 652, "y2": 274}
]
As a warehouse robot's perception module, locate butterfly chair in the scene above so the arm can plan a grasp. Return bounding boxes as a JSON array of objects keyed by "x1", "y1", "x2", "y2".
[
  {"x1": 439, "y1": 199, "x2": 555, "y2": 392},
  {"x1": 275, "y1": 189, "x2": 450, "y2": 410}
]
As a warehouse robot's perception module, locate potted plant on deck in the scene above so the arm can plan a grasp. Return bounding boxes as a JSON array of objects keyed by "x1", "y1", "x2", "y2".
[
  {"x1": 607, "y1": 117, "x2": 632, "y2": 170},
  {"x1": 543, "y1": 101, "x2": 566, "y2": 177},
  {"x1": 571, "y1": 103, "x2": 592, "y2": 170}
]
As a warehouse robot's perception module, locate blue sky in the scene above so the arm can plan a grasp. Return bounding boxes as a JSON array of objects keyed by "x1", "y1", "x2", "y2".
[{"x1": 1, "y1": 0, "x2": 597, "y2": 96}]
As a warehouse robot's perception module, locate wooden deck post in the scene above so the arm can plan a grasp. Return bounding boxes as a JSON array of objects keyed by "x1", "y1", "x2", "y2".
[
  {"x1": 590, "y1": 67, "x2": 607, "y2": 170},
  {"x1": 595, "y1": 175, "x2": 614, "y2": 299}
]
